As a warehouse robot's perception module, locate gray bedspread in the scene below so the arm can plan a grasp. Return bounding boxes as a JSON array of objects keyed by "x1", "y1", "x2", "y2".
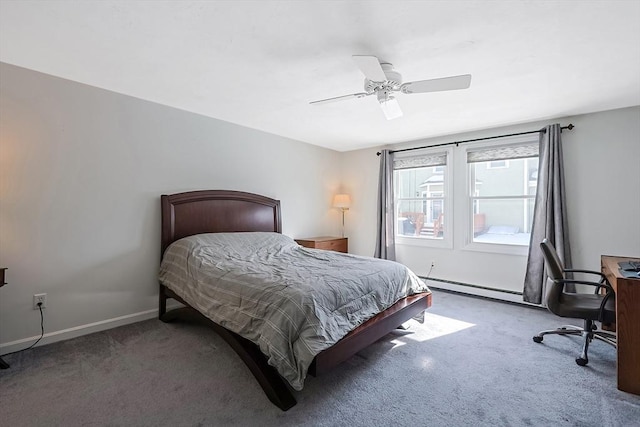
[{"x1": 159, "y1": 232, "x2": 429, "y2": 390}]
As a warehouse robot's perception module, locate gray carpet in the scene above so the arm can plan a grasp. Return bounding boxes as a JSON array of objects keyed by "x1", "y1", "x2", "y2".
[{"x1": 2, "y1": 290, "x2": 639, "y2": 426}]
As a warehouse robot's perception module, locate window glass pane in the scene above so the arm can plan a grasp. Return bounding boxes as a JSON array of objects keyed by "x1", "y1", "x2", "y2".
[
  {"x1": 487, "y1": 160, "x2": 507, "y2": 169},
  {"x1": 472, "y1": 198, "x2": 535, "y2": 245},
  {"x1": 470, "y1": 158, "x2": 537, "y2": 197},
  {"x1": 394, "y1": 165, "x2": 446, "y2": 239},
  {"x1": 396, "y1": 199, "x2": 445, "y2": 238}
]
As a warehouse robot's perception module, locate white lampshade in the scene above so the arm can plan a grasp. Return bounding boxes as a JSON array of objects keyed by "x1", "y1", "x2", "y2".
[
  {"x1": 333, "y1": 194, "x2": 351, "y2": 209},
  {"x1": 379, "y1": 96, "x2": 403, "y2": 120}
]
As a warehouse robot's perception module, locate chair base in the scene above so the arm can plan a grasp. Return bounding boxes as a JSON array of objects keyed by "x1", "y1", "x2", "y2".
[{"x1": 533, "y1": 321, "x2": 616, "y2": 366}]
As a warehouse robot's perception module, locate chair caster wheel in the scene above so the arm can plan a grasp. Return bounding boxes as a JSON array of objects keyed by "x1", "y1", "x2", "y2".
[
  {"x1": 533, "y1": 335, "x2": 543, "y2": 343},
  {"x1": 576, "y1": 357, "x2": 588, "y2": 366}
]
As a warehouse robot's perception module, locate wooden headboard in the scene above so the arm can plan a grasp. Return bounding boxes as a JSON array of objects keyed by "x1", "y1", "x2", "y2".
[{"x1": 160, "y1": 190, "x2": 282, "y2": 255}]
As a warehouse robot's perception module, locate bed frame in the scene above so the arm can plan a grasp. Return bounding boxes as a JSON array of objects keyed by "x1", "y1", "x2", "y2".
[{"x1": 159, "y1": 189, "x2": 432, "y2": 411}]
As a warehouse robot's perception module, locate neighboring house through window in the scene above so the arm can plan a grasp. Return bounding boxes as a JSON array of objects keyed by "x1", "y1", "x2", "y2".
[
  {"x1": 393, "y1": 148, "x2": 452, "y2": 248},
  {"x1": 467, "y1": 141, "x2": 539, "y2": 247},
  {"x1": 392, "y1": 136, "x2": 539, "y2": 254}
]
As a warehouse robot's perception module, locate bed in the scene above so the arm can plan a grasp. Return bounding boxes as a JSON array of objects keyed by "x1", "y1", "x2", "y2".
[{"x1": 158, "y1": 190, "x2": 432, "y2": 410}]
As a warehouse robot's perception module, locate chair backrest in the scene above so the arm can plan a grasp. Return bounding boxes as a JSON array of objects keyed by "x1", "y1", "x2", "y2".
[
  {"x1": 540, "y1": 239, "x2": 565, "y2": 281},
  {"x1": 540, "y1": 238, "x2": 566, "y2": 316}
]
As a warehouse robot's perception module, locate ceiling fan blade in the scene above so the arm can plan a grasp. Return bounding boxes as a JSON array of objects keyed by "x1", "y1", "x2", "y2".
[
  {"x1": 379, "y1": 97, "x2": 403, "y2": 120},
  {"x1": 310, "y1": 92, "x2": 370, "y2": 105},
  {"x1": 352, "y1": 55, "x2": 387, "y2": 82},
  {"x1": 401, "y1": 74, "x2": 472, "y2": 94}
]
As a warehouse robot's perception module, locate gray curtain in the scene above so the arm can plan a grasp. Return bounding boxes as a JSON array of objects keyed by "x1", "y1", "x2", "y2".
[
  {"x1": 374, "y1": 150, "x2": 396, "y2": 260},
  {"x1": 523, "y1": 124, "x2": 573, "y2": 304}
]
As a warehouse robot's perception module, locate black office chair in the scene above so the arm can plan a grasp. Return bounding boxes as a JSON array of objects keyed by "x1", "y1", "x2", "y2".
[{"x1": 533, "y1": 238, "x2": 616, "y2": 366}]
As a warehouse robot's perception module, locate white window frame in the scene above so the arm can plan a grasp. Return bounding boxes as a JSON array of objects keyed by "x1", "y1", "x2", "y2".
[
  {"x1": 394, "y1": 147, "x2": 453, "y2": 249},
  {"x1": 463, "y1": 135, "x2": 539, "y2": 256}
]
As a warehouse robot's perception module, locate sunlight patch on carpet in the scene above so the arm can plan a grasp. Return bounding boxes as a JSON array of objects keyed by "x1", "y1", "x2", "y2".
[
  {"x1": 388, "y1": 338, "x2": 407, "y2": 349},
  {"x1": 406, "y1": 312, "x2": 476, "y2": 342}
]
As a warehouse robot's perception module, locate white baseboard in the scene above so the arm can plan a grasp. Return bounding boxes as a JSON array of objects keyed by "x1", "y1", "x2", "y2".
[
  {"x1": 1, "y1": 284, "x2": 537, "y2": 356},
  {"x1": 425, "y1": 278, "x2": 539, "y2": 306},
  {"x1": 0, "y1": 302, "x2": 183, "y2": 355}
]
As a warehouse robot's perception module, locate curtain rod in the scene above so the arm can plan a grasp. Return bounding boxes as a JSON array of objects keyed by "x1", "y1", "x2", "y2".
[{"x1": 376, "y1": 124, "x2": 574, "y2": 156}]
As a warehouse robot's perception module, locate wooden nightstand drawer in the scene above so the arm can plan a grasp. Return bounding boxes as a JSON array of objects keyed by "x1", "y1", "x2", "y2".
[{"x1": 295, "y1": 237, "x2": 348, "y2": 253}]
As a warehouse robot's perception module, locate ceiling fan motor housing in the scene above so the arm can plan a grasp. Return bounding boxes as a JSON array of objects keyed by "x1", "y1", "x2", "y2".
[{"x1": 364, "y1": 63, "x2": 402, "y2": 93}]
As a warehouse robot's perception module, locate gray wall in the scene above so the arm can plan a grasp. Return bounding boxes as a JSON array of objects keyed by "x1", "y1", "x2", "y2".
[
  {"x1": 342, "y1": 106, "x2": 640, "y2": 295},
  {"x1": 1, "y1": 61, "x2": 639, "y2": 351},
  {"x1": 0, "y1": 63, "x2": 343, "y2": 350}
]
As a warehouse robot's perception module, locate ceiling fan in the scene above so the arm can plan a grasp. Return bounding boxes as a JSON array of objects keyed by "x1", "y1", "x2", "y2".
[{"x1": 310, "y1": 55, "x2": 472, "y2": 120}]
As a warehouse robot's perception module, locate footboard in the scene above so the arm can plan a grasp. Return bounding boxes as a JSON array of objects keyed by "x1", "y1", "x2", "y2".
[{"x1": 309, "y1": 292, "x2": 432, "y2": 376}]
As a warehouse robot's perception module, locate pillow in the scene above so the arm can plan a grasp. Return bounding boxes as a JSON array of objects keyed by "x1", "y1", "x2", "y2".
[{"x1": 199, "y1": 231, "x2": 293, "y2": 249}]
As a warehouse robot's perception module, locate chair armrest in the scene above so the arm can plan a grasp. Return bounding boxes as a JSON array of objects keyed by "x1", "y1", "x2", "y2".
[
  {"x1": 599, "y1": 292, "x2": 615, "y2": 320},
  {"x1": 563, "y1": 268, "x2": 607, "y2": 280},
  {"x1": 559, "y1": 279, "x2": 614, "y2": 293},
  {"x1": 562, "y1": 269, "x2": 610, "y2": 294}
]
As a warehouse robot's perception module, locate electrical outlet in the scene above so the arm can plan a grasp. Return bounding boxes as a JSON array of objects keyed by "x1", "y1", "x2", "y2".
[{"x1": 33, "y1": 293, "x2": 47, "y2": 309}]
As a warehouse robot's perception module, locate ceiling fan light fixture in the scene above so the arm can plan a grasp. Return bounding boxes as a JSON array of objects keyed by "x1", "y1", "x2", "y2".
[{"x1": 379, "y1": 95, "x2": 403, "y2": 120}]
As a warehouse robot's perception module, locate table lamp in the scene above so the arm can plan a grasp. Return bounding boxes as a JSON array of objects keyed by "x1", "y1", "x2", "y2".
[{"x1": 333, "y1": 194, "x2": 351, "y2": 237}]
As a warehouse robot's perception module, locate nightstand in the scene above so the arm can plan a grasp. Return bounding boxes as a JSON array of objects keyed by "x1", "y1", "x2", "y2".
[{"x1": 295, "y1": 236, "x2": 348, "y2": 253}]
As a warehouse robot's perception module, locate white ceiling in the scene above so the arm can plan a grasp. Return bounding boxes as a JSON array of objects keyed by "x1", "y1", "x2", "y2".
[{"x1": 1, "y1": 1, "x2": 639, "y2": 152}]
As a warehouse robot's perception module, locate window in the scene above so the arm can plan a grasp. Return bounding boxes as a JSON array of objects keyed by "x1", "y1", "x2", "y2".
[
  {"x1": 393, "y1": 150, "x2": 450, "y2": 245},
  {"x1": 467, "y1": 142, "x2": 539, "y2": 246},
  {"x1": 391, "y1": 138, "x2": 538, "y2": 253}
]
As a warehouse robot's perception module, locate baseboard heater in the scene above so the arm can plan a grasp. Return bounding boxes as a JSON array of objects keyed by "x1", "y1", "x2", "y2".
[
  {"x1": 421, "y1": 277, "x2": 540, "y2": 306},
  {"x1": 424, "y1": 277, "x2": 521, "y2": 294}
]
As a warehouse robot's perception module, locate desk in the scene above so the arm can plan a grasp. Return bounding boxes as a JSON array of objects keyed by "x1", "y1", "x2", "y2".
[
  {"x1": 0, "y1": 268, "x2": 8, "y2": 369},
  {"x1": 601, "y1": 256, "x2": 640, "y2": 395}
]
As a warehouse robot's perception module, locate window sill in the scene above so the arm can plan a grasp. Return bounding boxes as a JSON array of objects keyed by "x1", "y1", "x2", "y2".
[
  {"x1": 463, "y1": 241, "x2": 529, "y2": 256},
  {"x1": 396, "y1": 235, "x2": 453, "y2": 249}
]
